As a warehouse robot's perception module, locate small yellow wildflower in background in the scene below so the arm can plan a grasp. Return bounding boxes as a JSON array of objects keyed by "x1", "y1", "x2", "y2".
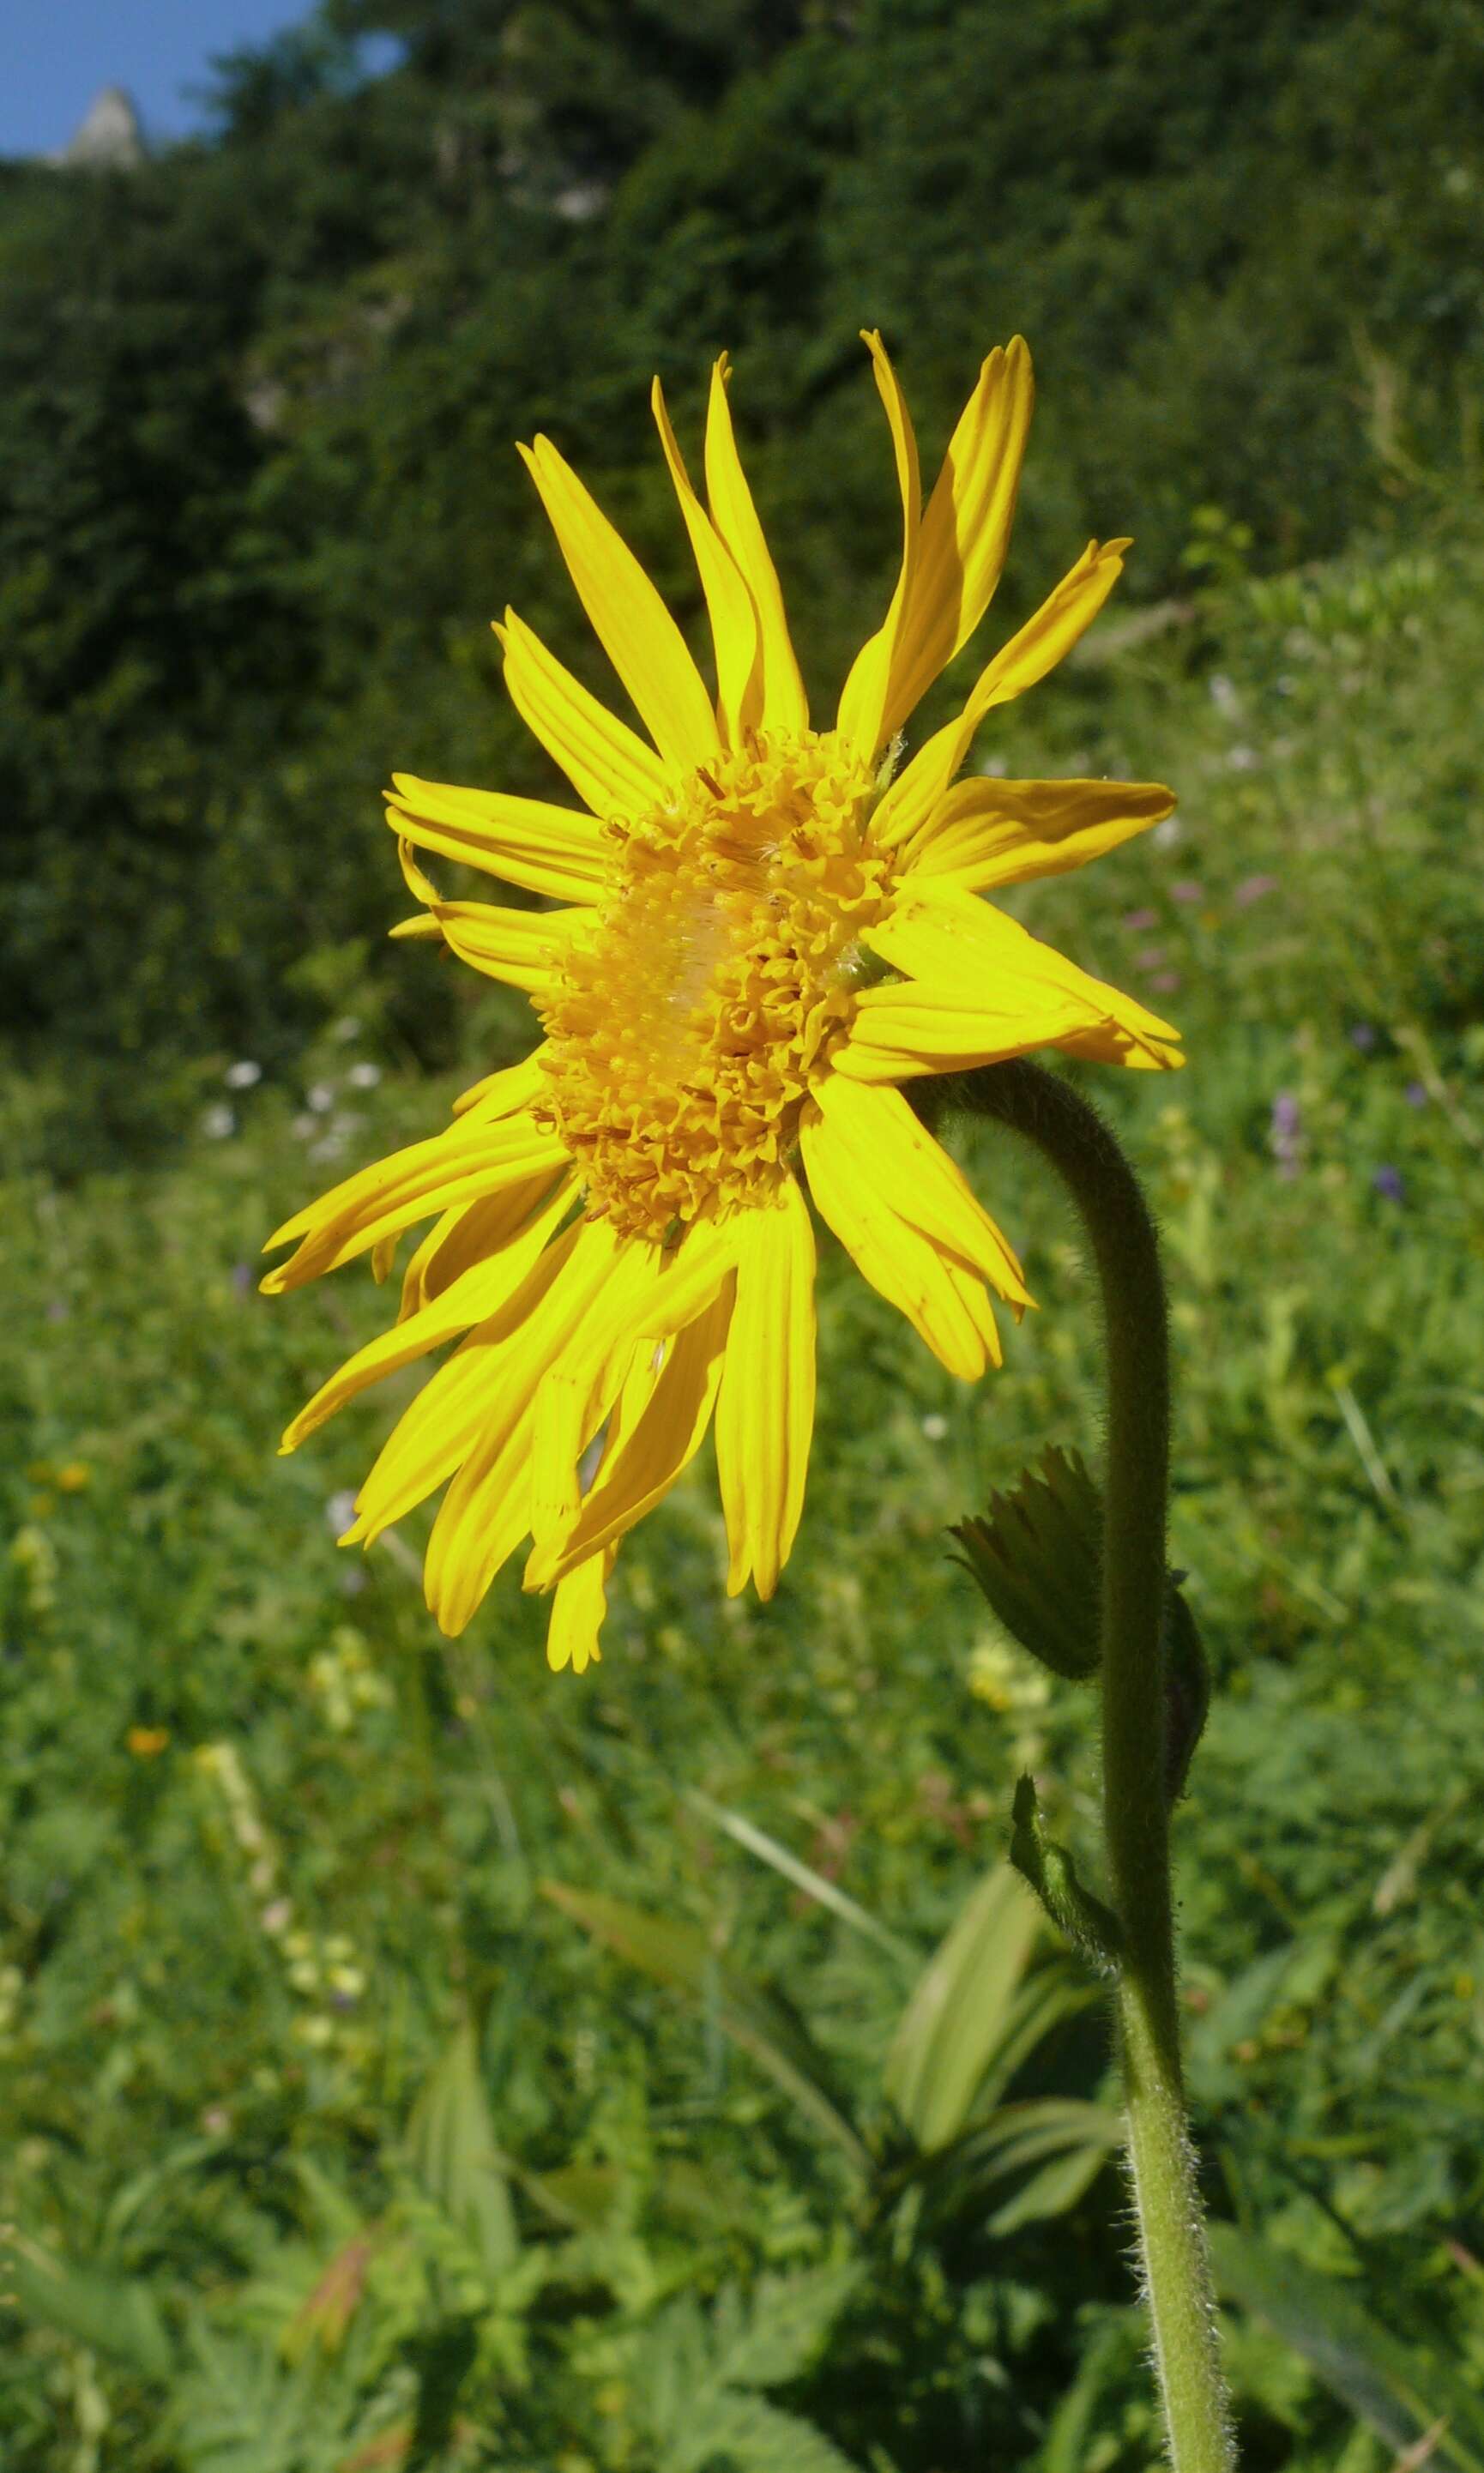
[
  {"x1": 25, "y1": 1457, "x2": 92, "y2": 1495},
  {"x1": 266, "y1": 335, "x2": 1180, "y2": 1674},
  {"x1": 967, "y1": 1636, "x2": 1052, "y2": 1717},
  {"x1": 305, "y1": 1625, "x2": 394, "y2": 1734},
  {"x1": 126, "y1": 1725, "x2": 170, "y2": 1758}
]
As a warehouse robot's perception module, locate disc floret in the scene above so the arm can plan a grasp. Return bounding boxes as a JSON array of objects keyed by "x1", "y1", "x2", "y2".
[{"x1": 535, "y1": 731, "x2": 892, "y2": 1238}]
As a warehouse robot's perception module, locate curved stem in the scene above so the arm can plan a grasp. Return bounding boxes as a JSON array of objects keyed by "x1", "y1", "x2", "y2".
[{"x1": 947, "y1": 1059, "x2": 1234, "y2": 2472}]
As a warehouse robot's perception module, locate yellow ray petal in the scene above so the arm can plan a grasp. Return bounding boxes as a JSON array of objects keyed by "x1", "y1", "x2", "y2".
[
  {"x1": 525, "y1": 1213, "x2": 738, "y2": 1560},
  {"x1": 652, "y1": 377, "x2": 760, "y2": 745},
  {"x1": 546, "y1": 1547, "x2": 616, "y2": 1674},
  {"x1": 576, "y1": 1214, "x2": 741, "y2": 1370},
  {"x1": 865, "y1": 882, "x2": 1181, "y2": 1059},
  {"x1": 341, "y1": 1351, "x2": 504, "y2": 1547},
  {"x1": 395, "y1": 1211, "x2": 457, "y2": 1322},
  {"x1": 879, "y1": 337, "x2": 1035, "y2": 742},
  {"x1": 451, "y1": 1049, "x2": 552, "y2": 1121},
  {"x1": 395, "y1": 836, "x2": 441, "y2": 909},
  {"x1": 874, "y1": 538, "x2": 1131, "y2": 849},
  {"x1": 411, "y1": 895, "x2": 584, "y2": 996},
  {"x1": 346, "y1": 1218, "x2": 589, "y2": 1544},
  {"x1": 941, "y1": 1246, "x2": 1004, "y2": 1367},
  {"x1": 518, "y1": 434, "x2": 718, "y2": 770},
  {"x1": 836, "y1": 331, "x2": 922, "y2": 764},
  {"x1": 497, "y1": 607, "x2": 671, "y2": 820},
  {"x1": 528, "y1": 1281, "x2": 735, "y2": 1589},
  {"x1": 901, "y1": 774, "x2": 1175, "y2": 890},
  {"x1": 398, "y1": 1174, "x2": 570, "y2": 1324},
  {"x1": 261, "y1": 1114, "x2": 566, "y2": 1292},
  {"x1": 1058, "y1": 1020, "x2": 1185, "y2": 1071},
  {"x1": 524, "y1": 1237, "x2": 669, "y2": 1559},
  {"x1": 386, "y1": 773, "x2": 611, "y2": 904},
  {"x1": 281, "y1": 1180, "x2": 574, "y2": 1452},
  {"x1": 713, "y1": 1179, "x2": 817, "y2": 1600},
  {"x1": 799, "y1": 1104, "x2": 998, "y2": 1379},
  {"x1": 836, "y1": 988, "x2": 1099, "y2": 1082},
  {"x1": 811, "y1": 1077, "x2": 1029, "y2": 1307},
  {"x1": 423, "y1": 1217, "x2": 635, "y2": 1634},
  {"x1": 704, "y1": 354, "x2": 808, "y2": 736}
]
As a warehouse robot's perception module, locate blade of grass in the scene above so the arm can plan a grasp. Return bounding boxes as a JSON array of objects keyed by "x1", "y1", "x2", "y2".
[{"x1": 684, "y1": 1788, "x2": 915, "y2": 1964}]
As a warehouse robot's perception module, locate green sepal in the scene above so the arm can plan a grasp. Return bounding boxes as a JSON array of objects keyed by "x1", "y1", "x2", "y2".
[
  {"x1": 952, "y1": 1451, "x2": 1214, "y2": 1805},
  {"x1": 1161, "y1": 1575, "x2": 1210, "y2": 1806},
  {"x1": 950, "y1": 1445, "x2": 1102, "y2": 1681},
  {"x1": 1009, "y1": 1776, "x2": 1123, "y2": 1976}
]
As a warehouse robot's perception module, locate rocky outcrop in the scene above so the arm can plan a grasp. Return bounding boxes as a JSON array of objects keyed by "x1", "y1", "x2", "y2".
[{"x1": 51, "y1": 87, "x2": 145, "y2": 171}]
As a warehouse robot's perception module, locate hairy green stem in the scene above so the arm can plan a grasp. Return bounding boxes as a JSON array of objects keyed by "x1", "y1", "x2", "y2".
[{"x1": 949, "y1": 1059, "x2": 1234, "y2": 2472}]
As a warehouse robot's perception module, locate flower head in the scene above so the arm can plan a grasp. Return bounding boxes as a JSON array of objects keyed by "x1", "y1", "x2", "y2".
[{"x1": 264, "y1": 335, "x2": 1180, "y2": 1673}]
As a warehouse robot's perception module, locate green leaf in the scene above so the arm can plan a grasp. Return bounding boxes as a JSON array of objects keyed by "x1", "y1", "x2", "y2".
[
  {"x1": 8, "y1": 2236, "x2": 175, "y2": 2381},
  {"x1": 1162, "y1": 1577, "x2": 1211, "y2": 1804},
  {"x1": 523, "y1": 2159, "x2": 624, "y2": 2233},
  {"x1": 1036, "y1": 2313, "x2": 1145, "y2": 2473},
  {"x1": 540, "y1": 1881, "x2": 872, "y2": 2175},
  {"x1": 883, "y1": 1861, "x2": 1039, "y2": 2150},
  {"x1": 895, "y1": 2097, "x2": 1122, "y2": 2234},
  {"x1": 709, "y1": 2264, "x2": 861, "y2": 2390},
  {"x1": 985, "y1": 2126, "x2": 1118, "y2": 2236},
  {"x1": 662, "y1": 2387, "x2": 865, "y2": 2473},
  {"x1": 1211, "y1": 2226, "x2": 1484, "y2": 2470},
  {"x1": 974, "y1": 1969, "x2": 1100, "y2": 2111},
  {"x1": 406, "y1": 2019, "x2": 520, "y2": 2279},
  {"x1": 1009, "y1": 1776, "x2": 1123, "y2": 1975},
  {"x1": 160, "y1": 2323, "x2": 342, "y2": 2473},
  {"x1": 99, "y1": 2133, "x2": 223, "y2": 2250},
  {"x1": 685, "y1": 1787, "x2": 915, "y2": 1965}
]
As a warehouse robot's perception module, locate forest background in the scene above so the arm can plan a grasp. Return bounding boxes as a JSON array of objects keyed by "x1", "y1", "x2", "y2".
[{"x1": 4, "y1": 3, "x2": 1484, "y2": 2468}]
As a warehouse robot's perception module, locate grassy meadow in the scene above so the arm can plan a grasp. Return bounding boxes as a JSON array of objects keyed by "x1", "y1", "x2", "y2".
[{"x1": 5, "y1": 516, "x2": 1484, "y2": 2470}]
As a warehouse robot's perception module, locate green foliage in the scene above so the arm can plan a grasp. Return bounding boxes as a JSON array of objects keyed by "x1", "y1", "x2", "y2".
[
  {"x1": 3, "y1": 0, "x2": 1483, "y2": 1126},
  {"x1": 8, "y1": 492, "x2": 1484, "y2": 2448},
  {"x1": 541, "y1": 1880, "x2": 875, "y2": 2174},
  {"x1": 3, "y1": 520, "x2": 1478, "y2": 2463},
  {"x1": 1211, "y1": 2228, "x2": 1484, "y2": 2472},
  {"x1": 547, "y1": 1853, "x2": 1116, "y2": 2245},
  {"x1": 406, "y1": 2020, "x2": 521, "y2": 2278},
  {"x1": 883, "y1": 1863, "x2": 1041, "y2": 2148}
]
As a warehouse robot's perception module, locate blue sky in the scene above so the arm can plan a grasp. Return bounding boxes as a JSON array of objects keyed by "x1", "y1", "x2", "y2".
[{"x1": 3, "y1": 0, "x2": 358, "y2": 159}]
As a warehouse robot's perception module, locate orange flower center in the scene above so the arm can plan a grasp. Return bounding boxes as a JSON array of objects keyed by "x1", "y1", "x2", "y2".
[{"x1": 534, "y1": 732, "x2": 894, "y2": 1239}]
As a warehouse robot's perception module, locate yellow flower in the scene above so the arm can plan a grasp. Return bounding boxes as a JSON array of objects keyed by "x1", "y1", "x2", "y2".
[
  {"x1": 126, "y1": 1725, "x2": 170, "y2": 1758},
  {"x1": 264, "y1": 335, "x2": 1179, "y2": 1674}
]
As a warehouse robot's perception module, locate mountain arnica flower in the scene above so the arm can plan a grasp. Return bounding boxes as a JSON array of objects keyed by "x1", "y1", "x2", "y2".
[{"x1": 264, "y1": 335, "x2": 1181, "y2": 1674}]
